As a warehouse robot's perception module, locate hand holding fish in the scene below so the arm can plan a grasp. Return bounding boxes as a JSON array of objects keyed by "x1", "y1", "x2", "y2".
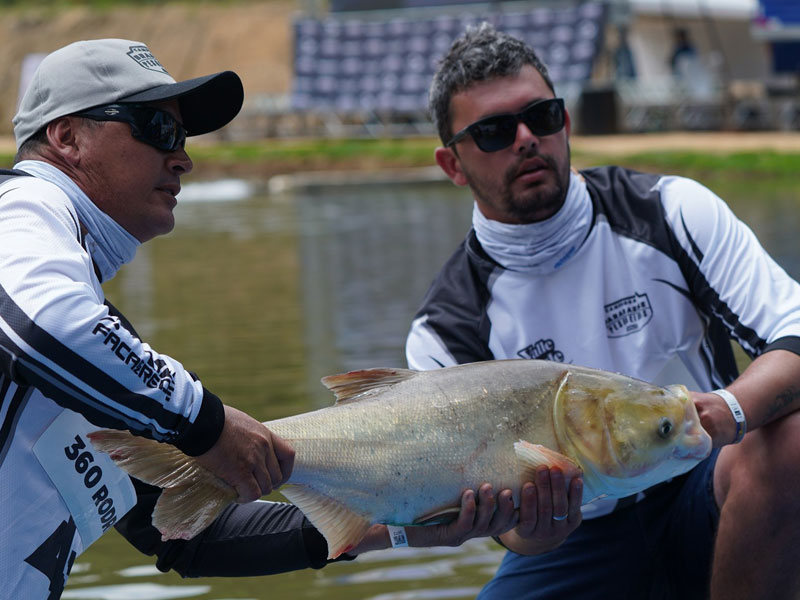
[
  {"x1": 498, "y1": 467, "x2": 584, "y2": 555},
  {"x1": 194, "y1": 405, "x2": 296, "y2": 503},
  {"x1": 403, "y1": 483, "x2": 519, "y2": 547},
  {"x1": 348, "y1": 483, "x2": 518, "y2": 555},
  {"x1": 691, "y1": 391, "x2": 745, "y2": 447}
]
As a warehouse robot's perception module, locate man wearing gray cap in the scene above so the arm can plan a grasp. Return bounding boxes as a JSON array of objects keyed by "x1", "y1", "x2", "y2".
[{"x1": 0, "y1": 39, "x2": 517, "y2": 596}]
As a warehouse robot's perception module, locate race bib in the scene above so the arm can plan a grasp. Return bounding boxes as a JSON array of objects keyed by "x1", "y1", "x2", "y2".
[{"x1": 33, "y1": 410, "x2": 136, "y2": 549}]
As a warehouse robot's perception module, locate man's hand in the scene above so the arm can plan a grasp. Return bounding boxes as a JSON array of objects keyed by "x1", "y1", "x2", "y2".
[
  {"x1": 406, "y1": 483, "x2": 518, "y2": 548},
  {"x1": 692, "y1": 391, "x2": 740, "y2": 447},
  {"x1": 194, "y1": 405, "x2": 295, "y2": 503},
  {"x1": 497, "y1": 466, "x2": 583, "y2": 555},
  {"x1": 349, "y1": 483, "x2": 518, "y2": 555}
]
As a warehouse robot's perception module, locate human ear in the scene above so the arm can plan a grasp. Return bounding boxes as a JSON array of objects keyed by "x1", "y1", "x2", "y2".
[
  {"x1": 434, "y1": 146, "x2": 469, "y2": 187},
  {"x1": 46, "y1": 117, "x2": 82, "y2": 166}
]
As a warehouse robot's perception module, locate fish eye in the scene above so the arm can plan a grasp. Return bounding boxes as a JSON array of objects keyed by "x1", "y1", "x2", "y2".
[{"x1": 658, "y1": 418, "x2": 674, "y2": 439}]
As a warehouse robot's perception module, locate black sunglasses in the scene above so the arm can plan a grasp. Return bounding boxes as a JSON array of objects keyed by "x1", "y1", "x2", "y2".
[
  {"x1": 446, "y1": 98, "x2": 565, "y2": 153},
  {"x1": 75, "y1": 103, "x2": 187, "y2": 152}
]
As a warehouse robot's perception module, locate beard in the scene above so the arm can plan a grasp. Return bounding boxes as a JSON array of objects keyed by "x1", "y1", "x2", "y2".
[{"x1": 464, "y1": 142, "x2": 571, "y2": 224}]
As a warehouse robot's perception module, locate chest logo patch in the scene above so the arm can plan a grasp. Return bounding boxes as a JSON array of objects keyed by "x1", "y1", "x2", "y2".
[
  {"x1": 517, "y1": 338, "x2": 565, "y2": 361},
  {"x1": 605, "y1": 292, "x2": 653, "y2": 338}
]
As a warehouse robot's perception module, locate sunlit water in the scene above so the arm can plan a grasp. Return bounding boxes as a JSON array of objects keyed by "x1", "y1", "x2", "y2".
[{"x1": 69, "y1": 170, "x2": 799, "y2": 600}]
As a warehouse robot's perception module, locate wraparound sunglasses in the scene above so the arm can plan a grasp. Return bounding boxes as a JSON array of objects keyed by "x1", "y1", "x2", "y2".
[
  {"x1": 446, "y1": 98, "x2": 565, "y2": 153},
  {"x1": 74, "y1": 103, "x2": 187, "y2": 152}
]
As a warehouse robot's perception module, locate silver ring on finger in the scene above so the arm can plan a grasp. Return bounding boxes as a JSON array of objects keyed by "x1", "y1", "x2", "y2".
[{"x1": 552, "y1": 513, "x2": 568, "y2": 521}]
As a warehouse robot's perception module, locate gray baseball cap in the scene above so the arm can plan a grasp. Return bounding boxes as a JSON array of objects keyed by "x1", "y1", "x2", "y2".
[{"x1": 13, "y1": 38, "x2": 244, "y2": 149}]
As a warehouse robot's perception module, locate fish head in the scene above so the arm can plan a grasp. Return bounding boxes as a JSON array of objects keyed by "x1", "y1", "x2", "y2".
[{"x1": 555, "y1": 372, "x2": 712, "y2": 497}]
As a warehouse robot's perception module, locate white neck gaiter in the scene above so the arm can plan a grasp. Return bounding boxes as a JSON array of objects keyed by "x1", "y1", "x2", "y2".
[
  {"x1": 472, "y1": 170, "x2": 592, "y2": 274},
  {"x1": 15, "y1": 160, "x2": 140, "y2": 282}
]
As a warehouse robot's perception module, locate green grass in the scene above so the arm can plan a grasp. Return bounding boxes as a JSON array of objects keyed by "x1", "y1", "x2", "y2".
[
  {"x1": 576, "y1": 150, "x2": 799, "y2": 179},
  {"x1": 4, "y1": 137, "x2": 798, "y2": 182},
  {"x1": 189, "y1": 137, "x2": 439, "y2": 166}
]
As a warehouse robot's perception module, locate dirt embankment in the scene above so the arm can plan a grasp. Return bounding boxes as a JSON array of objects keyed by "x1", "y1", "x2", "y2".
[{"x1": 0, "y1": 2, "x2": 297, "y2": 138}]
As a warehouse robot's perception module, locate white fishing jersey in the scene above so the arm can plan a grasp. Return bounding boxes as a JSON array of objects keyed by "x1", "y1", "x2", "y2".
[
  {"x1": 406, "y1": 166, "x2": 800, "y2": 517},
  {"x1": 0, "y1": 171, "x2": 224, "y2": 598}
]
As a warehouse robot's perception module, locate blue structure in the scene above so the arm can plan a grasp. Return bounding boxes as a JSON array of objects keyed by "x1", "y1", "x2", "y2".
[
  {"x1": 754, "y1": 0, "x2": 800, "y2": 73},
  {"x1": 291, "y1": 3, "x2": 606, "y2": 114}
]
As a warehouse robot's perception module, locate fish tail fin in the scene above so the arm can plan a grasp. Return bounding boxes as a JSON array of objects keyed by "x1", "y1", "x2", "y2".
[
  {"x1": 88, "y1": 429, "x2": 236, "y2": 540},
  {"x1": 152, "y1": 478, "x2": 237, "y2": 541},
  {"x1": 280, "y1": 484, "x2": 372, "y2": 559}
]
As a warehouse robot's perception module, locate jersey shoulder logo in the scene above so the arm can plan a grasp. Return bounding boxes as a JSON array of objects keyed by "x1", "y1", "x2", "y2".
[
  {"x1": 605, "y1": 292, "x2": 653, "y2": 338},
  {"x1": 517, "y1": 338, "x2": 564, "y2": 361}
]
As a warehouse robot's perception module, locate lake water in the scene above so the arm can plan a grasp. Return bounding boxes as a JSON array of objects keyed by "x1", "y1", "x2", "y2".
[{"x1": 65, "y1": 170, "x2": 799, "y2": 600}]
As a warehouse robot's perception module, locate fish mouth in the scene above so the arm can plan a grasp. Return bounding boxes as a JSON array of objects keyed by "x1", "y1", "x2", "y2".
[
  {"x1": 674, "y1": 429, "x2": 712, "y2": 461},
  {"x1": 675, "y1": 398, "x2": 713, "y2": 461}
]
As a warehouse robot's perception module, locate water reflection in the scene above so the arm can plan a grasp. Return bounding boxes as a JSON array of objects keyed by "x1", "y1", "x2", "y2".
[
  {"x1": 83, "y1": 173, "x2": 798, "y2": 600},
  {"x1": 295, "y1": 181, "x2": 472, "y2": 404},
  {"x1": 366, "y1": 589, "x2": 484, "y2": 600},
  {"x1": 61, "y1": 582, "x2": 211, "y2": 599}
]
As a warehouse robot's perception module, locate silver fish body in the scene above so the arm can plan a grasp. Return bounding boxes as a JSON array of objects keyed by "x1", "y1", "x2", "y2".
[{"x1": 90, "y1": 359, "x2": 712, "y2": 559}]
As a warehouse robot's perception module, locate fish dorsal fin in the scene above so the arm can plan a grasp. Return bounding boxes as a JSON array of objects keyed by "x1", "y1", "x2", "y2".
[
  {"x1": 321, "y1": 368, "x2": 417, "y2": 404},
  {"x1": 280, "y1": 484, "x2": 372, "y2": 559}
]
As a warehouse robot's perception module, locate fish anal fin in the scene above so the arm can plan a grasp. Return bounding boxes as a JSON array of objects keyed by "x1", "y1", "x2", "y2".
[
  {"x1": 514, "y1": 440, "x2": 583, "y2": 483},
  {"x1": 321, "y1": 368, "x2": 417, "y2": 404},
  {"x1": 413, "y1": 506, "x2": 460, "y2": 526},
  {"x1": 280, "y1": 485, "x2": 372, "y2": 559}
]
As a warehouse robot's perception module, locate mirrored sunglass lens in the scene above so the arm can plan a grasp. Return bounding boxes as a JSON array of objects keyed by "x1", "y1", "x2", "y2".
[
  {"x1": 472, "y1": 116, "x2": 518, "y2": 152},
  {"x1": 522, "y1": 101, "x2": 564, "y2": 136},
  {"x1": 125, "y1": 107, "x2": 182, "y2": 151},
  {"x1": 142, "y1": 113, "x2": 182, "y2": 150}
]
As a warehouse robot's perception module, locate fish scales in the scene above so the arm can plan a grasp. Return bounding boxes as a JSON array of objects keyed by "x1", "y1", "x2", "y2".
[
  {"x1": 267, "y1": 361, "x2": 558, "y2": 525},
  {"x1": 88, "y1": 359, "x2": 712, "y2": 559}
]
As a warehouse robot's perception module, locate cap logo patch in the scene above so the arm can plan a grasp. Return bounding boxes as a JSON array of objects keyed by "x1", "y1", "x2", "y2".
[{"x1": 126, "y1": 45, "x2": 168, "y2": 74}]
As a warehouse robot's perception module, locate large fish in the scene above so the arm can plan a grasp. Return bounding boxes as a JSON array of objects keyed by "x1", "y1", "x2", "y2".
[{"x1": 89, "y1": 359, "x2": 712, "y2": 559}]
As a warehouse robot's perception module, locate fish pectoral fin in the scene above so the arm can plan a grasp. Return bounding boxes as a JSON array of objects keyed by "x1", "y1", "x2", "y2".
[
  {"x1": 88, "y1": 429, "x2": 236, "y2": 540},
  {"x1": 514, "y1": 440, "x2": 583, "y2": 482},
  {"x1": 280, "y1": 485, "x2": 372, "y2": 559},
  {"x1": 413, "y1": 506, "x2": 460, "y2": 526},
  {"x1": 321, "y1": 368, "x2": 417, "y2": 404}
]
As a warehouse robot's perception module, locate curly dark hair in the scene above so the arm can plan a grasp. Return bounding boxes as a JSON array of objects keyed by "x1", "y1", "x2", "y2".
[{"x1": 429, "y1": 22, "x2": 555, "y2": 145}]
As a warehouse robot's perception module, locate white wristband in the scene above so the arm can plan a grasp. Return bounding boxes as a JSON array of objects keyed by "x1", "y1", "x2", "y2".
[
  {"x1": 711, "y1": 388, "x2": 747, "y2": 444},
  {"x1": 386, "y1": 525, "x2": 408, "y2": 548}
]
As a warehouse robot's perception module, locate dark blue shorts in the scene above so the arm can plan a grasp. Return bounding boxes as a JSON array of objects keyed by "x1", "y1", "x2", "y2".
[{"x1": 478, "y1": 450, "x2": 720, "y2": 600}]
